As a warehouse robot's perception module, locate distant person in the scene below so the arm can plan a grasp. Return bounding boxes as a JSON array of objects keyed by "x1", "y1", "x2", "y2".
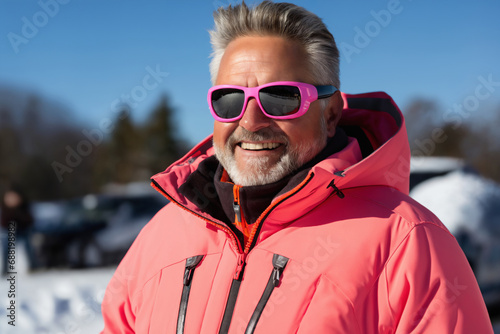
[
  {"x1": 101, "y1": 1, "x2": 493, "y2": 333},
  {"x1": 1, "y1": 184, "x2": 38, "y2": 274}
]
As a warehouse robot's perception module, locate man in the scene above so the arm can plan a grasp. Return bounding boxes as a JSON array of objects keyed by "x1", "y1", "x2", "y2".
[
  {"x1": 101, "y1": 1, "x2": 493, "y2": 333},
  {"x1": 1, "y1": 185, "x2": 38, "y2": 275}
]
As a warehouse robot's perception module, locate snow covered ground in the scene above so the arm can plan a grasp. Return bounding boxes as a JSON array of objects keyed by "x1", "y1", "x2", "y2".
[{"x1": 0, "y1": 243, "x2": 114, "y2": 333}]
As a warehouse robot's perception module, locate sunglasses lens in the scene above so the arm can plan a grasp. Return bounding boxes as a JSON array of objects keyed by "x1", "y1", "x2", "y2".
[
  {"x1": 259, "y1": 85, "x2": 301, "y2": 116},
  {"x1": 211, "y1": 88, "x2": 245, "y2": 119}
]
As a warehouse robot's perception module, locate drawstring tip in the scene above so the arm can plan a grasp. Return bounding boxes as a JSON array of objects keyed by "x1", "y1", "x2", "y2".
[{"x1": 327, "y1": 180, "x2": 345, "y2": 199}]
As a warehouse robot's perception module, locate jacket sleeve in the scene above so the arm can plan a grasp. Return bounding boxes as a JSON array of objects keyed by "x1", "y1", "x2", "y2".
[
  {"x1": 383, "y1": 222, "x2": 493, "y2": 333},
  {"x1": 100, "y1": 260, "x2": 137, "y2": 334}
]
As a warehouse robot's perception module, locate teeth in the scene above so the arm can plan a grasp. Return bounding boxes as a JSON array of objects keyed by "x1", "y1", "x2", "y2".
[{"x1": 240, "y1": 142, "x2": 280, "y2": 150}]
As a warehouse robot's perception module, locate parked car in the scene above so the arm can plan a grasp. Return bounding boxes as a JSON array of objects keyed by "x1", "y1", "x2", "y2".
[
  {"x1": 31, "y1": 193, "x2": 168, "y2": 268},
  {"x1": 409, "y1": 156, "x2": 465, "y2": 190},
  {"x1": 73, "y1": 193, "x2": 168, "y2": 267},
  {"x1": 31, "y1": 198, "x2": 108, "y2": 268}
]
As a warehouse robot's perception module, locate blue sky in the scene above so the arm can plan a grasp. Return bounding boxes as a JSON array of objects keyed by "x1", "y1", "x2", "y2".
[{"x1": 1, "y1": 0, "x2": 499, "y2": 146}]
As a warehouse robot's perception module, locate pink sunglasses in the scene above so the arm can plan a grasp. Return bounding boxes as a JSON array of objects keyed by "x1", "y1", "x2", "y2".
[{"x1": 207, "y1": 81, "x2": 337, "y2": 122}]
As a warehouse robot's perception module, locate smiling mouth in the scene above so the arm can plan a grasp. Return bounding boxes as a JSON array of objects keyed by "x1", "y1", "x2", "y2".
[{"x1": 239, "y1": 142, "x2": 282, "y2": 151}]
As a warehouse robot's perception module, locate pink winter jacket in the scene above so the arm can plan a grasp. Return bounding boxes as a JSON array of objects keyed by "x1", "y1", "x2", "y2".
[{"x1": 101, "y1": 92, "x2": 493, "y2": 333}]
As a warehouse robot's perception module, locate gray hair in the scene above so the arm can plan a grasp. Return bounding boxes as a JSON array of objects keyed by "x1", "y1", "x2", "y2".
[{"x1": 209, "y1": 1, "x2": 340, "y2": 88}]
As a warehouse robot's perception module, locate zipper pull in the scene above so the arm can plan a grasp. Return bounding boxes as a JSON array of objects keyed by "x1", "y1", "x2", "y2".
[
  {"x1": 271, "y1": 268, "x2": 281, "y2": 287},
  {"x1": 271, "y1": 254, "x2": 289, "y2": 287},
  {"x1": 183, "y1": 255, "x2": 204, "y2": 286},
  {"x1": 233, "y1": 202, "x2": 242, "y2": 223},
  {"x1": 233, "y1": 185, "x2": 243, "y2": 223},
  {"x1": 234, "y1": 253, "x2": 246, "y2": 280}
]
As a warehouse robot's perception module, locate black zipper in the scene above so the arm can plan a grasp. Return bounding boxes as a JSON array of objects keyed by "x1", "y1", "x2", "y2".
[
  {"x1": 218, "y1": 260, "x2": 246, "y2": 334},
  {"x1": 177, "y1": 255, "x2": 204, "y2": 334},
  {"x1": 217, "y1": 174, "x2": 311, "y2": 333},
  {"x1": 245, "y1": 254, "x2": 289, "y2": 334}
]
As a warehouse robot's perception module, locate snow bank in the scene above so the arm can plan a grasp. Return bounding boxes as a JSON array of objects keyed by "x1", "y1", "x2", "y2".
[
  {"x1": 410, "y1": 169, "x2": 500, "y2": 242},
  {"x1": 0, "y1": 267, "x2": 114, "y2": 334}
]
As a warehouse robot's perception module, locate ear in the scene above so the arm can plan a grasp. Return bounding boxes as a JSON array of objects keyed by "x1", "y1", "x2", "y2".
[{"x1": 323, "y1": 91, "x2": 343, "y2": 137}]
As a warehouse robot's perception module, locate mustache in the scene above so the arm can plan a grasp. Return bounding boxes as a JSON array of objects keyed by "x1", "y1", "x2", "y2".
[{"x1": 226, "y1": 127, "x2": 289, "y2": 147}]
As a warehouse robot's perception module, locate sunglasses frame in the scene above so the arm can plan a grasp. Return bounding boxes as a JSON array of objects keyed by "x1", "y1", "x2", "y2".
[{"x1": 208, "y1": 81, "x2": 338, "y2": 122}]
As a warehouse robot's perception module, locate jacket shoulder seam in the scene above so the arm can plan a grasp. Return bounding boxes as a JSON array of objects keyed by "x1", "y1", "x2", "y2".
[
  {"x1": 379, "y1": 222, "x2": 456, "y2": 325},
  {"x1": 381, "y1": 224, "x2": 418, "y2": 324}
]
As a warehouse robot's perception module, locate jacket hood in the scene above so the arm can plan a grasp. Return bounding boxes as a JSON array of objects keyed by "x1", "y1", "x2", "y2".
[
  {"x1": 334, "y1": 91, "x2": 410, "y2": 193},
  {"x1": 151, "y1": 91, "x2": 410, "y2": 221}
]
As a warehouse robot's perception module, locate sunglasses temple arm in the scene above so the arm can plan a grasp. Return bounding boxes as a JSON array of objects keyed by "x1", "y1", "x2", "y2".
[{"x1": 316, "y1": 85, "x2": 338, "y2": 99}]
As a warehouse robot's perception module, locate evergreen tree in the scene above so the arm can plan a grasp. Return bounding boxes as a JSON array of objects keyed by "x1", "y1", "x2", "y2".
[
  {"x1": 0, "y1": 107, "x2": 22, "y2": 191},
  {"x1": 143, "y1": 94, "x2": 183, "y2": 175},
  {"x1": 106, "y1": 105, "x2": 144, "y2": 184}
]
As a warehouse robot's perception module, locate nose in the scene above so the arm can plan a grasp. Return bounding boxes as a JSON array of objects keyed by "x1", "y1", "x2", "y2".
[{"x1": 239, "y1": 98, "x2": 272, "y2": 132}]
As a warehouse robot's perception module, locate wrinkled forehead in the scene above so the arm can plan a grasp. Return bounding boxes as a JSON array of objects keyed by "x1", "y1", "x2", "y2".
[{"x1": 216, "y1": 36, "x2": 314, "y2": 86}]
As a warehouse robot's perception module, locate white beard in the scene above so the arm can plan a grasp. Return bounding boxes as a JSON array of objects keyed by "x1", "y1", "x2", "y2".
[{"x1": 214, "y1": 118, "x2": 327, "y2": 186}]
